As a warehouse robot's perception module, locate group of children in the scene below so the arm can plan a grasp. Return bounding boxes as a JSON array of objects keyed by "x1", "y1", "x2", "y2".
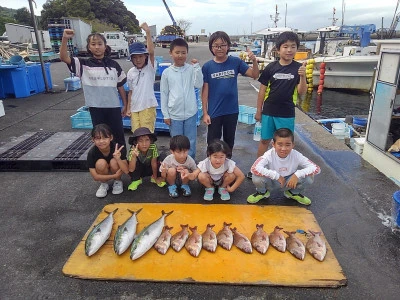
[{"x1": 60, "y1": 24, "x2": 321, "y2": 205}]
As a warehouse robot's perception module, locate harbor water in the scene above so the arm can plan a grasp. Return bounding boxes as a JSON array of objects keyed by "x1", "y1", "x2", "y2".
[{"x1": 297, "y1": 88, "x2": 371, "y2": 120}]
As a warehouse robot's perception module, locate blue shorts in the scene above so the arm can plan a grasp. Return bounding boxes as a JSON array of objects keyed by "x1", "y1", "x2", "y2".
[{"x1": 260, "y1": 115, "x2": 295, "y2": 140}]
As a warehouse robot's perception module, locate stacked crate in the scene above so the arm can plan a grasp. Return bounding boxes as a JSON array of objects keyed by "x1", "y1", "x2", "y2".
[{"x1": 48, "y1": 19, "x2": 74, "y2": 54}]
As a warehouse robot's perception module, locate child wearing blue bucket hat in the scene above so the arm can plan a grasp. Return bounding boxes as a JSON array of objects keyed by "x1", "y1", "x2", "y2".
[{"x1": 126, "y1": 22, "x2": 158, "y2": 133}]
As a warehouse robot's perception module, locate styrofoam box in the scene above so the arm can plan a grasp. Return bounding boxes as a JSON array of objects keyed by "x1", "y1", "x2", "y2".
[
  {"x1": 0, "y1": 100, "x2": 5, "y2": 117},
  {"x1": 64, "y1": 76, "x2": 81, "y2": 91},
  {"x1": 238, "y1": 105, "x2": 256, "y2": 124},
  {"x1": 353, "y1": 137, "x2": 365, "y2": 155}
]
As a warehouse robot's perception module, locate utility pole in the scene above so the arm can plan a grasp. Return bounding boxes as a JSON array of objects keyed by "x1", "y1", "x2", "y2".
[{"x1": 28, "y1": 0, "x2": 50, "y2": 92}]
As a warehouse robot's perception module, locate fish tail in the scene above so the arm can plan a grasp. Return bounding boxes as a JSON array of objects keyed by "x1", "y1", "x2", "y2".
[{"x1": 162, "y1": 210, "x2": 174, "y2": 217}]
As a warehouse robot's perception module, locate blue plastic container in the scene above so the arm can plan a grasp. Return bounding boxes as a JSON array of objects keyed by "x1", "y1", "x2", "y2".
[
  {"x1": 353, "y1": 117, "x2": 367, "y2": 127},
  {"x1": 392, "y1": 190, "x2": 400, "y2": 227},
  {"x1": 9, "y1": 55, "x2": 25, "y2": 66},
  {"x1": 159, "y1": 62, "x2": 171, "y2": 76}
]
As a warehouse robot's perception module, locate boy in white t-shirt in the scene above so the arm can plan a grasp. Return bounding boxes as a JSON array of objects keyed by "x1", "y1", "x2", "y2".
[{"x1": 247, "y1": 128, "x2": 320, "y2": 205}]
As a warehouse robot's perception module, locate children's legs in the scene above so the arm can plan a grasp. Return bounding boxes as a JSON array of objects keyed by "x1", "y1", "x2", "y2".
[
  {"x1": 130, "y1": 112, "x2": 140, "y2": 133},
  {"x1": 183, "y1": 113, "x2": 198, "y2": 159},
  {"x1": 257, "y1": 139, "x2": 271, "y2": 158},
  {"x1": 257, "y1": 114, "x2": 275, "y2": 157},
  {"x1": 95, "y1": 159, "x2": 110, "y2": 180},
  {"x1": 221, "y1": 113, "x2": 238, "y2": 153},
  {"x1": 166, "y1": 167, "x2": 178, "y2": 185},
  {"x1": 138, "y1": 108, "x2": 156, "y2": 133},
  {"x1": 198, "y1": 172, "x2": 213, "y2": 188},
  {"x1": 221, "y1": 172, "x2": 236, "y2": 188},
  {"x1": 252, "y1": 175, "x2": 277, "y2": 192},
  {"x1": 109, "y1": 158, "x2": 122, "y2": 180},
  {"x1": 207, "y1": 116, "x2": 223, "y2": 145},
  {"x1": 285, "y1": 175, "x2": 314, "y2": 194}
]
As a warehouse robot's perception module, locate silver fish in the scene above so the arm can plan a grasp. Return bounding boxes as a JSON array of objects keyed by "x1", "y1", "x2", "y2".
[
  {"x1": 154, "y1": 225, "x2": 173, "y2": 255},
  {"x1": 113, "y1": 208, "x2": 142, "y2": 255},
  {"x1": 202, "y1": 224, "x2": 217, "y2": 253},
  {"x1": 185, "y1": 226, "x2": 202, "y2": 257},
  {"x1": 231, "y1": 227, "x2": 252, "y2": 254},
  {"x1": 306, "y1": 230, "x2": 327, "y2": 261},
  {"x1": 130, "y1": 210, "x2": 173, "y2": 260},
  {"x1": 284, "y1": 231, "x2": 306, "y2": 260},
  {"x1": 171, "y1": 224, "x2": 189, "y2": 252},
  {"x1": 216, "y1": 222, "x2": 233, "y2": 250},
  {"x1": 85, "y1": 208, "x2": 118, "y2": 256},
  {"x1": 251, "y1": 224, "x2": 269, "y2": 254},
  {"x1": 269, "y1": 226, "x2": 286, "y2": 252}
]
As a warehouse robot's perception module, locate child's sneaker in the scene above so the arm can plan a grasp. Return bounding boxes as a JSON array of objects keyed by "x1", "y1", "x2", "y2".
[
  {"x1": 96, "y1": 183, "x2": 109, "y2": 198},
  {"x1": 128, "y1": 178, "x2": 142, "y2": 191},
  {"x1": 218, "y1": 187, "x2": 230, "y2": 201},
  {"x1": 181, "y1": 184, "x2": 191, "y2": 197},
  {"x1": 284, "y1": 190, "x2": 311, "y2": 205},
  {"x1": 203, "y1": 187, "x2": 215, "y2": 201},
  {"x1": 247, "y1": 190, "x2": 270, "y2": 204},
  {"x1": 168, "y1": 184, "x2": 179, "y2": 198},
  {"x1": 151, "y1": 177, "x2": 167, "y2": 188},
  {"x1": 112, "y1": 180, "x2": 123, "y2": 195}
]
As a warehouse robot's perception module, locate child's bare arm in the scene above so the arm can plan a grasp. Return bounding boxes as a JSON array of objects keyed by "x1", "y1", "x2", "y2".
[
  {"x1": 141, "y1": 22, "x2": 155, "y2": 65},
  {"x1": 89, "y1": 168, "x2": 122, "y2": 182},
  {"x1": 226, "y1": 166, "x2": 245, "y2": 192},
  {"x1": 60, "y1": 29, "x2": 73, "y2": 65}
]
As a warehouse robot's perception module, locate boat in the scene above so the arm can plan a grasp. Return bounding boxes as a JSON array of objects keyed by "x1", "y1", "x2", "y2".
[{"x1": 312, "y1": 24, "x2": 379, "y2": 92}]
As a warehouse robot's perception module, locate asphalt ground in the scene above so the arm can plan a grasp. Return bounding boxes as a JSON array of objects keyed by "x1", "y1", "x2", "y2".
[{"x1": 0, "y1": 42, "x2": 400, "y2": 299}]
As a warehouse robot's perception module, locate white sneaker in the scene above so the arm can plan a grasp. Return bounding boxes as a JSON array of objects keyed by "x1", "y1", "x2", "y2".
[
  {"x1": 112, "y1": 180, "x2": 123, "y2": 195},
  {"x1": 96, "y1": 183, "x2": 109, "y2": 198}
]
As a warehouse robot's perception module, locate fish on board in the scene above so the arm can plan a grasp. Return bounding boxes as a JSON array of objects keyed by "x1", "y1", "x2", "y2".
[
  {"x1": 231, "y1": 227, "x2": 252, "y2": 254},
  {"x1": 113, "y1": 208, "x2": 142, "y2": 255},
  {"x1": 170, "y1": 224, "x2": 190, "y2": 252},
  {"x1": 185, "y1": 226, "x2": 202, "y2": 257},
  {"x1": 284, "y1": 230, "x2": 306, "y2": 260},
  {"x1": 306, "y1": 230, "x2": 327, "y2": 261},
  {"x1": 216, "y1": 222, "x2": 233, "y2": 251},
  {"x1": 251, "y1": 224, "x2": 269, "y2": 254},
  {"x1": 85, "y1": 208, "x2": 118, "y2": 257},
  {"x1": 202, "y1": 224, "x2": 217, "y2": 253},
  {"x1": 269, "y1": 226, "x2": 286, "y2": 252},
  {"x1": 130, "y1": 210, "x2": 173, "y2": 260},
  {"x1": 154, "y1": 225, "x2": 173, "y2": 255}
]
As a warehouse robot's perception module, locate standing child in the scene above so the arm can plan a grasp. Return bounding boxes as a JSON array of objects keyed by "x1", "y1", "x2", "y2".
[
  {"x1": 247, "y1": 128, "x2": 320, "y2": 205},
  {"x1": 60, "y1": 30, "x2": 128, "y2": 156},
  {"x1": 87, "y1": 124, "x2": 129, "y2": 198},
  {"x1": 253, "y1": 31, "x2": 307, "y2": 165},
  {"x1": 192, "y1": 140, "x2": 245, "y2": 201},
  {"x1": 160, "y1": 38, "x2": 203, "y2": 159},
  {"x1": 201, "y1": 31, "x2": 259, "y2": 154},
  {"x1": 126, "y1": 22, "x2": 158, "y2": 133},
  {"x1": 160, "y1": 135, "x2": 198, "y2": 198},
  {"x1": 127, "y1": 127, "x2": 166, "y2": 191}
]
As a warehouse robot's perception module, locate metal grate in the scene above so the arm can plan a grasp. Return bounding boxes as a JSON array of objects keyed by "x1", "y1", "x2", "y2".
[
  {"x1": 54, "y1": 132, "x2": 92, "y2": 160},
  {"x1": 0, "y1": 132, "x2": 55, "y2": 160}
]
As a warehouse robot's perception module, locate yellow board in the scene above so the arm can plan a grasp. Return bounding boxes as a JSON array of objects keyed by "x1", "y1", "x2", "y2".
[{"x1": 62, "y1": 203, "x2": 347, "y2": 287}]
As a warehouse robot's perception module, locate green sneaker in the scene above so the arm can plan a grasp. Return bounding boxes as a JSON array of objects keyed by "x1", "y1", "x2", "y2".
[
  {"x1": 284, "y1": 190, "x2": 311, "y2": 205},
  {"x1": 151, "y1": 177, "x2": 167, "y2": 188},
  {"x1": 247, "y1": 190, "x2": 270, "y2": 204},
  {"x1": 128, "y1": 179, "x2": 142, "y2": 191}
]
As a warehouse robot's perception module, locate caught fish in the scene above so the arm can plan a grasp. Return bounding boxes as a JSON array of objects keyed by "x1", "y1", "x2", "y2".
[
  {"x1": 185, "y1": 226, "x2": 202, "y2": 257},
  {"x1": 269, "y1": 226, "x2": 286, "y2": 252},
  {"x1": 85, "y1": 208, "x2": 118, "y2": 256},
  {"x1": 202, "y1": 224, "x2": 217, "y2": 253},
  {"x1": 306, "y1": 230, "x2": 327, "y2": 261},
  {"x1": 154, "y1": 225, "x2": 173, "y2": 255},
  {"x1": 216, "y1": 222, "x2": 233, "y2": 250},
  {"x1": 171, "y1": 224, "x2": 189, "y2": 252},
  {"x1": 113, "y1": 208, "x2": 142, "y2": 255},
  {"x1": 251, "y1": 224, "x2": 269, "y2": 254},
  {"x1": 130, "y1": 210, "x2": 173, "y2": 260},
  {"x1": 231, "y1": 227, "x2": 252, "y2": 254},
  {"x1": 284, "y1": 231, "x2": 306, "y2": 260}
]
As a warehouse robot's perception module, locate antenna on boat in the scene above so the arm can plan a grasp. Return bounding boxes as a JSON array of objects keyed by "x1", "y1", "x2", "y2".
[
  {"x1": 270, "y1": 4, "x2": 280, "y2": 28},
  {"x1": 329, "y1": 7, "x2": 339, "y2": 26},
  {"x1": 341, "y1": 0, "x2": 346, "y2": 26}
]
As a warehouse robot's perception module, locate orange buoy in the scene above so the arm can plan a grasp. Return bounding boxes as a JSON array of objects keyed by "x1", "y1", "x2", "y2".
[{"x1": 317, "y1": 62, "x2": 326, "y2": 94}]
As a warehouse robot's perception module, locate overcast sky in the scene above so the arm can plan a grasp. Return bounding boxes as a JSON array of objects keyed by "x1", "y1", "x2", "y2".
[{"x1": 2, "y1": 0, "x2": 399, "y2": 35}]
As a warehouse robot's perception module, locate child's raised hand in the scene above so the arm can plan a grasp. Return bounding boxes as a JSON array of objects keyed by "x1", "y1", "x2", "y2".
[
  {"x1": 130, "y1": 144, "x2": 140, "y2": 158},
  {"x1": 246, "y1": 47, "x2": 256, "y2": 61},
  {"x1": 298, "y1": 61, "x2": 307, "y2": 77},
  {"x1": 191, "y1": 58, "x2": 198, "y2": 64},
  {"x1": 113, "y1": 143, "x2": 124, "y2": 159},
  {"x1": 63, "y1": 29, "x2": 74, "y2": 38},
  {"x1": 140, "y1": 22, "x2": 150, "y2": 32}
]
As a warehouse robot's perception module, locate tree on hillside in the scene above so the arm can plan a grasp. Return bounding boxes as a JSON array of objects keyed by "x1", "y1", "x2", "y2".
[
  {"x1": 66, "y1": 0, "x2": 94, "y2": 20},
  {"x1": 40, "y1": 0, "x2": 67, "y2": 29},
  {"x1": 0, "y1": 15, "x2": 15, "y2": 35},
  {"x1": 15, "y1": 7, "x2": 33, "y2": 27}
]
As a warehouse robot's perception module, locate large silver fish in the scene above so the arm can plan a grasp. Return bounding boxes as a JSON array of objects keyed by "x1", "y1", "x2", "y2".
[
  {"x1": 202, "y1": 224, "x2": 217, "y2": 253},
  {"x1": 171, "y1": 224, "x2": 189, "y2": 252},
  {"x1": 251, "y1": 224, "x2": 269, "y2": 254},
  {"x1": 269, "y1": 226, "x2": 286, "y2": 252},
  {"x1": 231, "y1": 227, "x2": 252, "y2": 254},
  {"x1": 216, "y1": 222, "x2": 233, "y2": 250},
  {"x1": 130, "y1": 210, "x2": 173, "y2": 260},
  {"x1": 284, "y1": 231, "x2": 306, "y2": 260},
  {"x1": 154, "y1": 225, "x2": 173, "y2": 255},
  {"x1": 185, "y1": 226, "x2": 202, "y2": 257},
  {"x1": 85, "y1": 208, "x2": 118, "y2": 257},
  {"x1": 113, "y1": 208, "x2": 142, "y2": 255},
  {"x1": 306, "y1": 230, "x2": 327, "y2": 261}
]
